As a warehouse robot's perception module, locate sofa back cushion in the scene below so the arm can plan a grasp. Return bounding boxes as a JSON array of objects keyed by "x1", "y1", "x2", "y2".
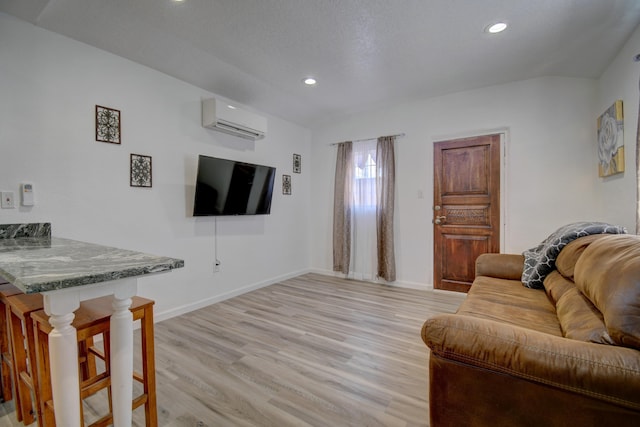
[
  {"x1": 544, "y1": 270, "x2": 574, "y2": 304},
  {"x1": 544, "y1": 271, "x2": 613, "y2": 344},
  {"x1": 555, "y1": 285, "x2": 615, "y2": 344},
  {"x1": 574, "y1": 234, "x2": 640, "y2": 349},
  {"x1": 555, "y1": 234, "x2": 608, "y2": 280}
]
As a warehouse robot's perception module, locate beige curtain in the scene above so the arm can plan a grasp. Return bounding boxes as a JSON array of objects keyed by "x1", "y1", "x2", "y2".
[
  {"x1": 333, "y1": 142, "x2": 353, "y2": 274},
  {"x1": 634, "y1": 70, "x2": 640, "y2": 234},
  {"x1": 376, "y1": 136, "x2": 396, "y2": 281},
  {"x1": 637, "y1": 73, "x2": 640, "y2": 234}
]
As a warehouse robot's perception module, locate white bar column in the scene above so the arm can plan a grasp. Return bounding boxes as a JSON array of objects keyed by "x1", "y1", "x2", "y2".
[
  {"x1": 43, "y1": 293, "x2": 81, "y2": 427},
  {"x1": 110, "y1": 279, "x2": 137, "y2": 427}
]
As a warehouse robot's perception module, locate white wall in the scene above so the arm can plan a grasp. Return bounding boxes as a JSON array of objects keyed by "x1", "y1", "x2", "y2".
[
  {"x1": 0, "y1": 13, "x2": 311, "y2": 319},
  {"x1": 3, "y1": 10, "x2": 636, "y2": 304},
  {"x1": 596, "y1": 24, "x2": 640, "y2": 231},
  {"x1": 310, "y1": 76, "x2": 604, "y2": 288}
]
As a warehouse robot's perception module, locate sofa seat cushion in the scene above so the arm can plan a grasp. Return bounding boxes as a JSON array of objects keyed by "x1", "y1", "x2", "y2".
[
  {"x1": 423, "y1": 314, "x2": 640, "y2": 411},
  {"x1": 457, "y1": 276, "x2": 562, "y2": 337},
  {"x1": 575, "y1": 234, "x2": 640, "y2": 349}
]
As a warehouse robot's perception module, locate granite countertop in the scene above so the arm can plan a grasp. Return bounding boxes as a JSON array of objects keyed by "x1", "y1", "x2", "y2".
[{"x1": 0, "y1": 236, "x2": 184, "y2": 294}]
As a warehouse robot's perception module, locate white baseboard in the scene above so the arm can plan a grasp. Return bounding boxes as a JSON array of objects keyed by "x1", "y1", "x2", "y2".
[
  {"x1": 154, "y1": 268, "x2": 311, "y2": 323},
  {"x1": 308, "y1": 268, "x2": 434, "y2": 291}
]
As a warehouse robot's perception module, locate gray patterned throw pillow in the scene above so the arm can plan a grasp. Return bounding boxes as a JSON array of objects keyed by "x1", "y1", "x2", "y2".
[{"x1": 521, "y1": 222, "x2": 627, "y2": 289}]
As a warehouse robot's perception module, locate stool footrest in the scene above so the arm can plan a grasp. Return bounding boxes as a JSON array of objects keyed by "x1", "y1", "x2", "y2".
[
  {"x1": 132, "y1": 393, "x2": 148, "y2": 410},
  {"x1": 88, "y1": 347, "x2": 106, "y2": 361},
  {"x1": 1, "y1": 352, "x2": 12, "y2": 364},
  {"x1": 88, "y1": 414, "x2": 114, "y2": 427},
  {"x1": 18, "y1": 371, "x2": 33, "y2": 388},
  {"x1": 84, "y1": 393, "x2": 149, "y2": 427},
  {"x1": 81, "y1": 372, "x2": 111, "y2": 397}
]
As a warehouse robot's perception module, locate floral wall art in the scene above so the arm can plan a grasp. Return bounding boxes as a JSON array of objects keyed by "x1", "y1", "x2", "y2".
[
  {"x1": 293, "y1": 154, "x2": 302, "y2": 173},
  {"x1": 282, "y1": 174, "x2": 292, "y2": 195},
  {"x1": 130, "y1": 154, "x2": 152, "y2": 187},
  {"x1": 95, "y1": 105, "x2": 121, "y2": 144},
  {"x1": 597, "y1": 100, "x2": 624, "y2": 177}
]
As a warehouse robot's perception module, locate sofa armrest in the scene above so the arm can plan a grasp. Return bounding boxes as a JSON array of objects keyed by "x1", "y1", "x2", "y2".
[
  {"x1": 422, "y1": 314, "x2": 640, "y2": 410},
  {"x1": 475, "y1": 253, "x2": 524, "y2": 280}
]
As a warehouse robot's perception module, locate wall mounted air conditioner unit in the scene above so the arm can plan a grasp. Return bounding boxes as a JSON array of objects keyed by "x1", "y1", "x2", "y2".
[{"x1": 202, "y1": 98, "x2": 267, "y2": 140}]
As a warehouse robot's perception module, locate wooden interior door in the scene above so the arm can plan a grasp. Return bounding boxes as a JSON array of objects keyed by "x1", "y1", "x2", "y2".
[{"x1": 433, "y1": 134, "x2": 501, "y2": 292}]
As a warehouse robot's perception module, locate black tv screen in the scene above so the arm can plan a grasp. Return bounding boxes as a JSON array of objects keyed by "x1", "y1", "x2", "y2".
[{"x1": 193, "y1": 155, "x2": 276, "y2": 216}]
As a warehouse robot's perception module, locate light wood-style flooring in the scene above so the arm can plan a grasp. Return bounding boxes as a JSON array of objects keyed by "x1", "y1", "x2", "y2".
[{"x1": 0, "y1": 273, "x2": 466, "y2": 426}]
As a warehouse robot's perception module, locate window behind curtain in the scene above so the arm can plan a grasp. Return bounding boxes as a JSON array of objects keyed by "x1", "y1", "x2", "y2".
[
  {"x1": 353, "y1": 140, "x2": 377, "y2": 210},
  {"x1": 351, "y1": 139, "x2": 377, "y2": 280}
]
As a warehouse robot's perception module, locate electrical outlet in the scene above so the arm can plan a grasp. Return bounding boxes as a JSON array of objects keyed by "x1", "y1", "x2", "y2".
[
  {"x1": 1, "y1": 192, "x2": 15, "y2": 209},
  {"x1": 214, "y1": 260, "x2": 221, "y2": 273}
]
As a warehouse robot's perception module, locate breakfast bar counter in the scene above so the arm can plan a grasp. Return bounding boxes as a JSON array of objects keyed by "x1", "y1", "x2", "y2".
[{"x1": 0, "y1": 223, "x2": 184, "y2": 426}]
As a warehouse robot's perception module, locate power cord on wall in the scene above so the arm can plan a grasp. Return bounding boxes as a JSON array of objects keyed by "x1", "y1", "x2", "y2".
[{"x1": 214, "y1": 217, "x2": 221, "y2": 272}]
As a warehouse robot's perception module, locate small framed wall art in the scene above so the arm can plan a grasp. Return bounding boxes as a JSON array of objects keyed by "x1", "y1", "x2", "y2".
[
  {"x1": 293, "y1": 153, "x2": 302, "y2": 173},
  {"x1": 597, "y1": 100, "x2": 624, "y2": 177},
  {"x1": 95, "y1": 105, "x2": 121, "y2": 144},
  {"x1": 282, "y1": 174, "x2": 292, "y2": 195},
  {"x1": 130, "y1": 154, "x2": 152, "y2": 188}
]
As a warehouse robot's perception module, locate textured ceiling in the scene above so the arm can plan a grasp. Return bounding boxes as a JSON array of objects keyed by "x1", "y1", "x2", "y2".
[{"x1": 1, "y1": 0, "x2": 639, "y2": 128}]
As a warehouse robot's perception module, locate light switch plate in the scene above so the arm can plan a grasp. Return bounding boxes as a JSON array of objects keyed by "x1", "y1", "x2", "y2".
[{"x1": 1, "y1": 192, "x2": 15, "y2": 209}]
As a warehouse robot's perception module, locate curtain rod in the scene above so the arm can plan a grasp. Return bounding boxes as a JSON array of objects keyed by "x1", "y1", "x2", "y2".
[{"x1": 329, "y1": 133, "x2": 405, "y2": 146}]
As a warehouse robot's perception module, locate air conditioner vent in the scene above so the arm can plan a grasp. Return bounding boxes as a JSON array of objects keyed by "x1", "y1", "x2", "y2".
[{"x1": 202, "y1": 98, "x2": 267, "y2": 140}]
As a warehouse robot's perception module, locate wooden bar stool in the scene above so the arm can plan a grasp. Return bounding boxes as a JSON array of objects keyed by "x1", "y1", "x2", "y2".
[
  {"x1": 31, "y1": 295, "x2": 157, "y2": 427},
  {"x1": 5, "y1": 289, "x2": 43, "y2": 425},
  {"x1": 6, "y1": 291, "x2": 103, "y2": 426},
  {"x1": 0, "y1": 280, "x2": 23, "y2": 405}
]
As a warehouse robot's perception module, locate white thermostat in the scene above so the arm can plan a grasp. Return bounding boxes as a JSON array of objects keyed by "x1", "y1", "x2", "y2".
[{"x1": 21, "y1": 183, "x2": 34, "y2": 206}]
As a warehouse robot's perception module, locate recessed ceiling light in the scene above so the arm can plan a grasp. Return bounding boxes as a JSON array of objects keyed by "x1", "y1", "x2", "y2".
[
  {"x1": 227, "y1": 105, "x2": 237, "y2": 109},
  {"x1": 486, "y1": 22, "x2": 508, "y2": 34},
  {"x1": 303, "y1": 77, "x2": 317, "y2": 86}
]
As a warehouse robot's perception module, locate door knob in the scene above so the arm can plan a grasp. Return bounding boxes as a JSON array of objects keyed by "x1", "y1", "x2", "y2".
[{"x1": 434, "y1": 215, "x2": 446, "y2": 225}]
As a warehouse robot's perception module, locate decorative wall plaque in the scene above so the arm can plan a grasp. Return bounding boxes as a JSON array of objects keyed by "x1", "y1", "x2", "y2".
[
  {"x1": 130, "y1": 154, "x2": 152, "y2": 188},
  {"x1": 293, "y1": 154, "x2": 302, "y2": 173},
  {"x1": 282, "y1": 174, "x2": 292, "y2": 195},
  {"x1": 597, "y1": 100, "x2": 624, "y2": 177},
  {"x1": 95, "y1": 105, "x2": 121, "y2": 144}
]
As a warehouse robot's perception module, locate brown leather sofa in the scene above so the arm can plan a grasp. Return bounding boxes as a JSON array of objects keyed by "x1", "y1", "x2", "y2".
[{"x1": 422, "y1": 233, "x2": 640, "y2": 426}]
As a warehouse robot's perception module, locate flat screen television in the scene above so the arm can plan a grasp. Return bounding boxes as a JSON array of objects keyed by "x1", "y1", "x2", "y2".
[{"x1": 193, "y1": 155, "x2": 276, "y2": 216}]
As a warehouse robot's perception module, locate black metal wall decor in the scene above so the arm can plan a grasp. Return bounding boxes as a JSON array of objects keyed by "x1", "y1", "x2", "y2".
[
  {"x1": 282, "y1": 174, "x2": 292, "y2": 195},
  {"x1": 95, "y1": 105, "x2": 121, "y2": 144},
  {"x1": 130, "y1": 154, "x2": 152, "y2": 187},
  {"x1": 293, "y1": 153, "x2": 302, "y2": 173}
]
